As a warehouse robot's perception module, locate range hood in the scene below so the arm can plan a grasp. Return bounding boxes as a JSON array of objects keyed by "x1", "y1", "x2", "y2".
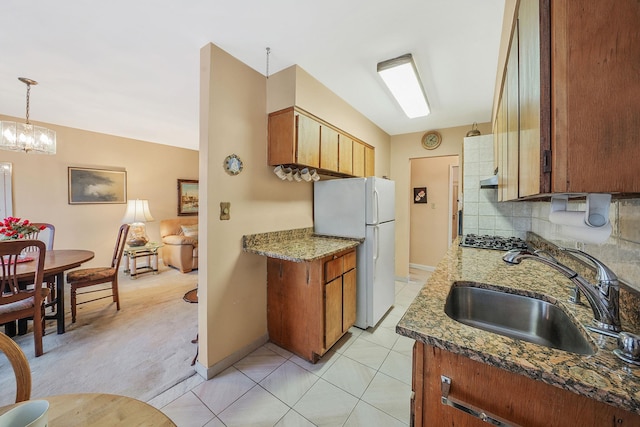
[{"x1": 479, "y1": 169, "x2": 498, "y2": 189}]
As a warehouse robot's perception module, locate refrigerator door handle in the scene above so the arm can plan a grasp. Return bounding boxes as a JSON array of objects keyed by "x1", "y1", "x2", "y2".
[
  {"x1": 373, "y1": 225, "x2": 379, "y2": 282},
  {"x1": 373, "y1": 188, "x2": 380, "y2": 224}
]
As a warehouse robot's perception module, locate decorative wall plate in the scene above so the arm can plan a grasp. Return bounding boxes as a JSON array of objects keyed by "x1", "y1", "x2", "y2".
[{"x1": 224, "y1": 154, "x2": 243, "y2": 175}]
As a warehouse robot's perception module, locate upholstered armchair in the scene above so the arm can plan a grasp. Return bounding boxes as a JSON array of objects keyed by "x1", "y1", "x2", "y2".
[{"x1": 159, "y1": 218, "x2": 198, "y2": 273}]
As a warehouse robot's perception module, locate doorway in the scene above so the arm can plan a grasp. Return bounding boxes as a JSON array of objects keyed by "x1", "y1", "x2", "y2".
[{"x1": 409, "y1": 155, "x2": 459, "y2": 270}]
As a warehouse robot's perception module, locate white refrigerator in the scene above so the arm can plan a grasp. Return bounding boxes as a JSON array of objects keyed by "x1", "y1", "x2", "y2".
[{"x1": 314, "y1": 177, "x2": 395, "y2": 329}]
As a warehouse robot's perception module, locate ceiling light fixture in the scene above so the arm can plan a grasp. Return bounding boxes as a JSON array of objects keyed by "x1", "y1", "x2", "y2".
[
  {"x1": 377, "y1": 54, "x2": 430, "y2": 118},
  {"x1": 0, "y1": 77, "x2": 56, "y2": 155}
]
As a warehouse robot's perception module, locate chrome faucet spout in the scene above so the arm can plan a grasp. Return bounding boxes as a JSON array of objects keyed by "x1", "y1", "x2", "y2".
[{"x1": 502, "y1": 249, "x2": 621, "y2": 333}]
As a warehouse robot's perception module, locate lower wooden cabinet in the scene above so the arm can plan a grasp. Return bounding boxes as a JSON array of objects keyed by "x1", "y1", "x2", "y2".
[
  {"x1": 411, "y1": 342, "x2": 640, "y2": 426},
  {"x1": 267, "y1": 249, "x2": 356, "y2": 363}
]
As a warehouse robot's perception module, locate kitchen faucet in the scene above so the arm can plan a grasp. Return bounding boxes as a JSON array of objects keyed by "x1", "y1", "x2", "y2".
[{"x1": 503, "y1": 248, "x2": 621, "y2": 333}]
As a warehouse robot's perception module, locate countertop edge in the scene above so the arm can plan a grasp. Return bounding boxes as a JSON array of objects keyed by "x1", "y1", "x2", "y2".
[{"x1": 242, "y1": 229, "x2": 363, "y2": 262}]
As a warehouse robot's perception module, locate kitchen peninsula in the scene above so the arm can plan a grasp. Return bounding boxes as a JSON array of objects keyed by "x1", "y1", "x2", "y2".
[
  {"x1": 243, "y1": 228, "x2": 362, "y2": 363},
  {"x1": 397, "y1": 234, "x2": 640, "y2": 426}
]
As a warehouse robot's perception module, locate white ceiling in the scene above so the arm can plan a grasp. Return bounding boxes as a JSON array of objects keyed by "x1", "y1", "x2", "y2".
[{"x1": 1, "y1": 1, "x2": 505, "y2": 151}]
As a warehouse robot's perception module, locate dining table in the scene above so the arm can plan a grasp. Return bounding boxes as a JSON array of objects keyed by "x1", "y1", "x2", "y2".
[
  {"x1": 14, "y1": 249, "x2": 95, "y2": 334},
  {"x1": 0, "y1": 393, "x2": 176, "y2": 426}
]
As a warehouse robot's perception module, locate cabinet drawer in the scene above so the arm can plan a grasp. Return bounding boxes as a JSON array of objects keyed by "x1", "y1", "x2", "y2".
[
  {"x1": 343, "y1": 250, "x2": 356, "y2": 271},
  {"x1": 325, "y1": 257, "x2": 343, "y2": 282}
]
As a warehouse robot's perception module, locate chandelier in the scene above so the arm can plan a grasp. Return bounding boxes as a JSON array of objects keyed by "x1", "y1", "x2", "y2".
[{"x1": 0, "y1": 77, "x2": 56, "y2": 154}]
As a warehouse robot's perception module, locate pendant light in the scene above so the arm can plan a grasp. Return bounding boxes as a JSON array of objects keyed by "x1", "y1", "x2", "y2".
[{"x1": 0, "y1": 77, "x2": 56, "y2": 154}]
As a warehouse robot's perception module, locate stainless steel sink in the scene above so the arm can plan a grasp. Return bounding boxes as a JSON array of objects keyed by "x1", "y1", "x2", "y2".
[{"x1": 444, "y1": 284, "x2": 595, "y2": 355}]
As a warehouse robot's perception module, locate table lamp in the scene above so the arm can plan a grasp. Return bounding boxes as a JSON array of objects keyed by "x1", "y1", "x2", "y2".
[{"x1": 121, "y1": 199, "x2": 154, "y2": 246}]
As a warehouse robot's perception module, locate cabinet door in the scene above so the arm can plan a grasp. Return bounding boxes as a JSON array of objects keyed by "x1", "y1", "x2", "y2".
[
  {"x1": 320, "y1": 125, "x2": 339, "y2": 171},
  {"x1": 413, "y1": 342, "x2": 640, "y2": 426},
  {"x1": 268, "y1": 109, "x2": 295, "y2": 166},
  {"x1": 342, "y1": 269, "x2": 356, "y2": 331},
  {"x1": 296, "y1": 113, "x2": 320, "y2": 168},
  {"x1": 518, "y1": 0, "x2": 547, "y2": 197},
  {"x1": 551, "y1": 0, "x2": 639, "y2": 193},
  {"x1": 325, "y1": 277, "x2": 343, "y2": 347},
  {"x1": 352, "y1": 141, "x2": 365, "y2": 177},
  {"x1": 338, "y1": 134, "x2": 353, "y2": 175},
  {"x1": 505, "y1": 21, "x2": 520, "y2": 201},
  {"x1": 364, "y1": 145, "x2": 375, "y2": 177}
]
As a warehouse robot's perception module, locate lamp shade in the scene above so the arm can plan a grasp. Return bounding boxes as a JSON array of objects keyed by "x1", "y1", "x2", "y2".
[{"x1": 121, "y1": 199, "x2": 154, "y2": 224}]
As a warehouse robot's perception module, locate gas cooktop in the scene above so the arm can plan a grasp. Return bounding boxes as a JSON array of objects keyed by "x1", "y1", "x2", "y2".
[{"x1": 460, "y1": 234, "x2": 529, "y2": 251}]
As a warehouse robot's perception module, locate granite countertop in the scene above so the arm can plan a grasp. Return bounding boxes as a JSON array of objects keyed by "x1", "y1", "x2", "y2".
[
  {"x1": 396, "y1": 238, "x2": 640, "y2": 415},
  {"x1": 242, "y1": 227, "x2": 362, "y2": 262}
]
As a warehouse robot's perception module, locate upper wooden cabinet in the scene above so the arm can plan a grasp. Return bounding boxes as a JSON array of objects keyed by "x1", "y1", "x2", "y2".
[
  {"x1": 268, "y1": 107, "x2": 375, "y2": 178},
  {"x1": 352, "y1": 141, "x2": 365, "y2": 177},
  {"x1": 338, "y1": 134, "x2": 353, "y2": 175},
  {"x1": 320, "y1": 125, "x2": 339, "y2": 171},
  {"x1": 495, "y1": 0, "x2": 640, "y2": 199},
  {"x1": 365, "y1": 145, "x2": 375, "y2": 177}
]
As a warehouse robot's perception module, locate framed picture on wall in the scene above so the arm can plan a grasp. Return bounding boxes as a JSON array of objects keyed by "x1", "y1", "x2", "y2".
[
  {"x1": 414, "y1": 187, "x2": 427, "y2": 204},
  {"x1": 178, "y1": 179, "x2": 199, "y2": 216},
  {"x1": 68, "y1": 167, "x2": 127, "y2": 204}
]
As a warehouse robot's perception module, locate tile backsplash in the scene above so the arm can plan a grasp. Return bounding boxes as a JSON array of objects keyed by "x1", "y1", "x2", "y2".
[{"x1": 462, "y1": 135, "x2": 640, "y2": 293}]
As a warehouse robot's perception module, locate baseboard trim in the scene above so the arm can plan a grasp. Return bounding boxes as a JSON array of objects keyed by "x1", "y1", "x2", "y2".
[
  {"x1": 395, "y1": 275, "x2": 410, "y2": 283},
  {"x1": 409, "y1": 263, "x2": 436, "y2": 272},
  {"x1": 195, "y1": 333, "x2": 269, "y2": 380}
]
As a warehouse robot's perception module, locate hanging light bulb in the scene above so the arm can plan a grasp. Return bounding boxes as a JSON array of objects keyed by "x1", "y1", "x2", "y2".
[{"x1": 0, "y1": 77, "x2": 56, "y2": 154}]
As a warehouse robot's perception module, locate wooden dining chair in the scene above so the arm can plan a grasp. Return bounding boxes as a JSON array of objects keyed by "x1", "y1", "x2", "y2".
[
  {"x1": 0, "y1": 240, "x2": 48, "y2": 357},
  {"x1": 23, "y1": 223, "x2": 55, "y2": 251},
  {"x1": 23, "y1": 223, "x2": 56, "y2": 310},
  {"x1": 67, "y1": 224, "x2": 129, "y2": 323},
  {"x1": 0, "y1": 332, "x2": 32, "y2": 402}
]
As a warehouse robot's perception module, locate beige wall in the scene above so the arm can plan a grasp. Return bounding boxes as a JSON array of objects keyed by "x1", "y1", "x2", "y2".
[
  {"x1": 0, "y1": 114, "x2": 198, "y2": 266},
  {"x1": 410, "y1": 155, "x2": 459, "y2": 268},
  {"x1": 390, "y1": 122, "x2": 492, "y2": 279},
  {"x1": 198, "y1": 44, "x2": 314, "y2": 373}
]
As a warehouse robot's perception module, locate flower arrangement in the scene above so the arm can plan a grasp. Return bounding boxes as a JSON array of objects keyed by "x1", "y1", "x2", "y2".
[{"x1": 0, "y1": 217, "x2": 45, "y2": 240}]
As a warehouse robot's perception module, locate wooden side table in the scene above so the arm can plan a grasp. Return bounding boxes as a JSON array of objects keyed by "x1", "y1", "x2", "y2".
[{"x1": 123, "y1": 243, "x2": 163, "y2": 279}]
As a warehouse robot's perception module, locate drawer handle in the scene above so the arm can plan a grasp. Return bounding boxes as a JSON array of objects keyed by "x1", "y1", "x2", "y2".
[{"x1": 440, "y1": 376, "x2": 522, "y2": 427}]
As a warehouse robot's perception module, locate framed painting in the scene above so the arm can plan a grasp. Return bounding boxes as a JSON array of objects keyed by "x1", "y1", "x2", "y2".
[
  {"x1": 414, "y1": 187, "x2": 427, "y2": 204},
  {"x1": 68, "y1": 167, "x2": 127, "y2": 204},
  {"x1": 178, "y1": 179, "x2": 199, "y2": 216}
]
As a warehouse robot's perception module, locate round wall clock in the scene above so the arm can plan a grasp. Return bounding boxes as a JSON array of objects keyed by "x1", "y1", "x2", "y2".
[
  {"x1": 421, "y1": 131, "x2": 442, "y2": 150},
  {"x1": 224, "y1": 154, "x2": 243, "y2": 175}
]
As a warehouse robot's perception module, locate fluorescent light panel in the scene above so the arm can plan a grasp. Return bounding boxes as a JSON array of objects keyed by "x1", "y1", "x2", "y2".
[{"x1": 377, "y1": 54, "x2": 430, "y2": 118}]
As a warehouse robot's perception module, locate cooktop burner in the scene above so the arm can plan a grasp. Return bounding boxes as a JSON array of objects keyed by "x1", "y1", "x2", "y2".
[{"x1": 460, "y1": 234, "x2": 529, "y2": 251}]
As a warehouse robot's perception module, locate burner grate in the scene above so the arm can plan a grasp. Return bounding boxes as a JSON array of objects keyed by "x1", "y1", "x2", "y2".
[{"x1": 460, "y1": 234, "x2": 528, "y2": 251}]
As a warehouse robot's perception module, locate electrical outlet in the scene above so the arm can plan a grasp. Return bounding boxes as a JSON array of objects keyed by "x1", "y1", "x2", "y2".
[{"x1": 220, "y1": 202, "x2": 230, "y2": 220}]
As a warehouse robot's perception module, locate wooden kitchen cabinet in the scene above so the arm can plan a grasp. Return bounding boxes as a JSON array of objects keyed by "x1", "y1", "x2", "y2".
[
  {"x1": 411, "y1": 342, "x2": 640, "y2": 426},
  {"x1": 338, "y1": 134, "x2": 353, "y2": 175},
  {"x1": 267, "y1": 248, "x2": 356, "y2": 363},
  {"x1": 352, "y1": 141, "x2": 365, "y2": 177},
  {"x1": 268, "y1": 107, "x2": 319, "y2": 169},
  {"x1": 495, "y1": 0, "x2": 640, "y2": 199},
  {"x1": 320, "y1": 125, "x2": 339, "y2": 171},
  {"x1": 268, "y1": 107, "x2": 375, "y2": 178},
  {"x1": 364, "y1": 145, "x2": 375, "y2": 177}
]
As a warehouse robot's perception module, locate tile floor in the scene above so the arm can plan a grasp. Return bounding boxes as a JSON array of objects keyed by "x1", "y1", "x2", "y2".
[{"x1": 150, "y1": 269, "x2": 431, "y2": 427}]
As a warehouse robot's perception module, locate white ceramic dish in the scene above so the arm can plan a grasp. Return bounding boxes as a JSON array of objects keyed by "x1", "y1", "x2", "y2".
[{"x1": 0, "y1": 400, "x2": 49, "y2": 427}]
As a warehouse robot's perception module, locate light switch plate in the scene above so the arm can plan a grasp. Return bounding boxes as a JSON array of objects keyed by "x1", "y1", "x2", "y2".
[{"x1": 220, "y1": 202, "x2": 230, "y2": 220}]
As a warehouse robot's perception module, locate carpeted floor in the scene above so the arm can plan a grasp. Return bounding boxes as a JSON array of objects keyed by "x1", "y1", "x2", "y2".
[{"x1": 0, "y1": 265, "x2": 198, "y2": 407}]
